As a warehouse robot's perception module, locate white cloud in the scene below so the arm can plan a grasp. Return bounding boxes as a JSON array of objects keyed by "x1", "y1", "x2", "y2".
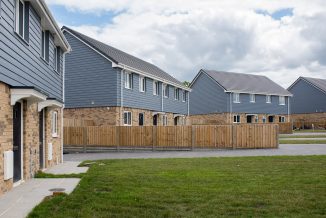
[{"x1": 46, "y1": 0, "x2": 326, "y2": 87}]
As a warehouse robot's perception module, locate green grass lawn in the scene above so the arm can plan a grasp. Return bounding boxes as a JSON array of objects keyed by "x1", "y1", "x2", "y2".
[
  {"x1": 279, "y1": 135, "x2": 326, "y2": 139},
  {"x1": 294, "y1": 129, "x2": 326, "y2": 133},
  {"x1": 279, "y1": 140, "x2": 326, "y2": 144},
  {"x1": 29, "y1": 156, "x2": 326, "y2": 218}
]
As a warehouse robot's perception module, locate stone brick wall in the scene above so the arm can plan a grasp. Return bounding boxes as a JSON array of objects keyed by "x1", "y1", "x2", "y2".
[
  {"x1": 64, "y1": 107, "x2": 119, "y2": 126},
  {"x1": 0, "y1": 82, "x2": 13, "y2": 195},
  {"x1": 291, "y1": 113, "x2": 326, "y2": 129},
  {"x1": 45, "y1": 108, "x2": 63, "y2": 168},
  {"x1": 190, "y1": 113, "x2": 290, "y2": 125}
]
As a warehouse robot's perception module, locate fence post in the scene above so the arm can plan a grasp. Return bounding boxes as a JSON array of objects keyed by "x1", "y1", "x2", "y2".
[
  {"x1": 116, "y1": 126, "x2": 120, "y2": 152},
  {"x1": 232, "y1": 125, "x2": 236, "y2": 150},
  {"x1": 192, "y1": 126, "x2": 195, "y2": 150},
  {"x1": 83, "y1": 127, "x2": 87, "y2": 153}
]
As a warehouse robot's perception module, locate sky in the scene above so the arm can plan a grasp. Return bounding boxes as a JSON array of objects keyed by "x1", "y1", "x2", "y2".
[{"x1": 46, "y1": 0, "x2": 326, "y2": 88}]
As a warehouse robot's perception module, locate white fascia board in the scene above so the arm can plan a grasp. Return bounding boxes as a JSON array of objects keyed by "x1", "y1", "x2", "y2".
[
  {"x1": 117, "y1": 64, "x2": 191, "y2": 91},
  {"x1": 11, "y1": 89, "x2": 47, "y2": 105},
  {"x1": 34, "y1": 0, "x2": 70, "y2": 52},
  {"x1": 38, "y1": 99, "x2": 63, "y2": 112},
  {"x1": 225, "y1": 90, "x2": 293, "y2": 97}
]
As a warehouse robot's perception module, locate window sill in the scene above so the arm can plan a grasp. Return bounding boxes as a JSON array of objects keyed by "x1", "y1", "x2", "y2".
[
  {"x1": 14, "y1": 31, "x2": 29, "y2": 46},
  {"x1": 124, "y1": 87, "x2": 132, "y2": 90},
  {"x1": 233, "y1": 102, "x2": 241, "y2": 104},
  {"x1": 279, "y1": 104, "x2": 286, "y2": 106},
  {"x1": 164, "y1": 96, "x2": 168, "y2": 98},
  {"x1": 266, "y1": 102, "x2": 272, "y2": 104},
  {"x1": 40, "y1": 57, "x2": 49, "y2": 65},
  {"x1": 250, "y1": 101, "x2": 255, "y2": 103}
]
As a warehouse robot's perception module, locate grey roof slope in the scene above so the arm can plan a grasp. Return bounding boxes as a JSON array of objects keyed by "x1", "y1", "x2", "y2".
[
  {"x1": 300, "y1": 77, "x2": 326, "y2": 93},
  {"x1": 62, "y1": 26, "x2": 185, "y2": 87},
  {"x1": 197, "y1": 70, "x2": 292, "y2": 96}
]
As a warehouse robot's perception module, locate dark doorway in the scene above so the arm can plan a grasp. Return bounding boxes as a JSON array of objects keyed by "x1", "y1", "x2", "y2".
[
  {"x1": 246, "y1": 116, "x2": 253, "y2": 123},
  {"x1": 139, "y1": 113, "x2": 144, "y2": 126},
  {"x1": 39, "y1": 109, "x2": 44, "y2": 169},
  {"x1": 174, "y1": 117, "x2": 178, "y2": 126},
  {"x1": 153, "y1": 114, "x2": 158, "y2": 126},
  {"x1": 13, "y1": 102, "x2": 22, "y2": 183},
  {"x1": 268, "y1": 116, "x2": 274, "y2": 123}
]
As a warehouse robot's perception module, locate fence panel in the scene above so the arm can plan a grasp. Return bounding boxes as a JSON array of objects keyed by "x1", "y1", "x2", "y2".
[{"x1": 64, "y1": 124, "x2": 279, "y2": 151}]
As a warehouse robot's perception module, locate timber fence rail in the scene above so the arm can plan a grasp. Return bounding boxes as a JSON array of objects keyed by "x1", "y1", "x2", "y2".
[{"x1": 64, "y1": 124, "x2": 279, "y2": 152}]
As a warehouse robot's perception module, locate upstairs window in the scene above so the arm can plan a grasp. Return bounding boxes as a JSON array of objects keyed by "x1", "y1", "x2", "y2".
[
  {"x1": 182, "y1": 91, "x2": 187, "y2": 102},
  {"x1": 174, "y1": 88, "x2": 180, "y2": 100},
  {"x1": 279, "y1": 96, "x2": 285, "y2": 105},
  {"x1": 15, "y1": 0, "x2": 29, "y2": 41},
  {"x1": 233, "y1": 93, "x2": 240, "y2": 103},
  {"x1": 163, "y1": 84, "x2": 169, "y2": 98},
  {"x1": 153, "y1": 80, "x2": 159, "y2": 95},
  {"x1": 124, "y1": 72, "x2": 132, "y2": 89},
  {"x1": 139, "y1": 76, "x2": 145, "y2": 92},
  {"x1": 233, "y1": 115, "x2": 240, "y2": 123},
  {"x1": 41, "y1": 30, "x2": 49, "y2": 62},
  {"x1": 266, "y1": 95, "x2": 272, "y2": 103},
  {"x1": 250, "y1": 94, "x2": 255, "y2": 103},
  {"x1": 54, "y1": 47, "x2": 58, "y2": 71}
]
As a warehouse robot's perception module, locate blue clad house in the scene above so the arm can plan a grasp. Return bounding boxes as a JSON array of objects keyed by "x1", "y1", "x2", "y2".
[
  {"x1": 288, "y1": 77, "x2": 326, "y2": 114},
  {"x1": 62, "y1": 27, "x2": 190, "y2": 126},
  {"x1": 189, "y1": 69, "x2": 292, "y2": 124},
  {"x1": 0, "y1": 0, "x2": 70, "y2": 194}
]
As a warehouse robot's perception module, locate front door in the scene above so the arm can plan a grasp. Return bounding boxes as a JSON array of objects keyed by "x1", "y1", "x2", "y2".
[
  {"x1": 13, "y1": 102, "x2": 22, "y2": 183},
  {"x1": 39, "y1": 109, "x2": 44, "y2": 169},
  {"x1": 247, "y1": 116, "x2": 252, "y2": 123},
  {"x1": 268, "y1": 116, "x2": 274, "y2": 123},
  {"x1": 174, "y1": 117, "x2": 178, "y2": 126},
  {"x1": 139, "y1": 113, "x2": 144, "y2": 126}
]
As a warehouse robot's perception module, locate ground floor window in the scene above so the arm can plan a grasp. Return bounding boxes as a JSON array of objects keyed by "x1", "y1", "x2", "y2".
[
  {"x1": 52, "y1": 111, "x2": 58, "y2": 137},
  {"x1": 124, "y1": 111, "x2": 132, "y2": 126},
  {"x1": 139, "y1": 113, "x2": 144, "y2": 126},
  {"x1": 262, "y1": 116, "x2": 266, "y2": 123},
  {"x1": 268, "y1": 116, "x2": 274, "y2": 123},
  {"x1": 279, "y1": 116, "x2": 286, "y2": 123},
  {"x1": 162, "y1": 115, "x2": 168, "y2": 126},
  {"x1": 255, "y1": 115, "x2": 259, "y2": 123},
  {"x1": 233, "y1": 115, "x2": 240, "y2": 123}
]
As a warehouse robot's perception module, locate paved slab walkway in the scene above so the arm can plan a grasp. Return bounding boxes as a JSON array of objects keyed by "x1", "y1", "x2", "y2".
[
  {"x1": 0, "y1": 178, "x2": 80, "y2": 218},
  {"x1": 280, "y1": 138, "x2": 326, "y2": 140},
  {"x1": 45, "y1": 161, "x2": 89, "y2": 174},
  {"x1": 63, "y1": 144, "x2": 326, "y2": 161}
]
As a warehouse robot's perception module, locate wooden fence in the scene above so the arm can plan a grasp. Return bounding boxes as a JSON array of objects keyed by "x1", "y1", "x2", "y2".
[
  {"x1": 278, "y1": 123, "x2": 293, "y2": 134},
  {"x1": 64, "y1": 119, "x2": 95, "y2": 127},
  {"x1": 64, "y1": 124, "x2": 278, "y2": 152}
]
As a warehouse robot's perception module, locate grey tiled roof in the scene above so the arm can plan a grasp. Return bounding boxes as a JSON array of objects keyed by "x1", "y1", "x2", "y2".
[
  {"x1": 201, "y1": 70, "x2": 292, "y2": 96},
  {"x1": 301, "y1": 77, "x2": 326, "y2": 93},
  {"x1": 62, "y1": 26, "x2": 185, "y2": 87}
]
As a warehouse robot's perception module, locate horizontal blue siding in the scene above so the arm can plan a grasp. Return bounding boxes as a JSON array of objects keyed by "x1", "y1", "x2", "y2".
[
  {"x1": 190, "y1": 72, "x2": 228, "y2": 114},
  {"x1": 232, "y1": 94, "x2": 288, "y2": 114},
  {"x1": 0, "y1": 0, "x2": 64, "y2": 100},
  {"x1": 63, "y1": 31, "x2": 119, "y2": 108},
  {"x1": 288, "y1": 79, "x2": 326, "y2": 114}
]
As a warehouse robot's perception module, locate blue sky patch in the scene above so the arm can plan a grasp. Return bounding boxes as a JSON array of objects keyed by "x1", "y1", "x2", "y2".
[
  {"x1": 48, "y1": 5, "x2": 116, "y2": 27},
  {"x1": 256, "y1": 8, "x2": 293, "y2": 20}
]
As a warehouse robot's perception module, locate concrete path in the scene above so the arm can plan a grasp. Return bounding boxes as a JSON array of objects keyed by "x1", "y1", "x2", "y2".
[
  {"x1": 281, "y1": 132, "x2": 326, "y2": 137},
  {"x1": 45, "y1": 161, "x2": 88, "y2": 175},
  {"x1": 63, "y1": 144, "x2": 326, "y2": 161},
  {"x1": 0, "y1": 178, "x2": 80, "y2": 218},
  {"x1": 280, "y1": 138, "x2": 326, "y2": 140}
]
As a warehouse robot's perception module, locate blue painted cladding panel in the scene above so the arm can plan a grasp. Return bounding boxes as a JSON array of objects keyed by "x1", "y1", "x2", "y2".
[
  {"x1": 118, "y1": 73, "x2": 188, "y2": 114},
  {"x1": 0, "y1": 0, "x2": 64, "y2": 100},
  {"x1": 231, "y1": 94, "x2": 288, "y2": 114},
  {"x1": 63, "y1": 32, "x2": 119, "y2": 108},
  {"x1": 190, "y1": 73, "x2": 229, "y2": 115},
  {"x1": 288, "y1": 79, "x2": 326, "y2": 113}
]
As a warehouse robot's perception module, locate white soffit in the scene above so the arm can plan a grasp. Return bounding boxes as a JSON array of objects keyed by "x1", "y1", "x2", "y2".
[
  {"x1": 38, "y1": 99, "x2": 63, "y2": 112},
  {"x1": 11, "y1": 89, "x2": 47, "y2": 105}
]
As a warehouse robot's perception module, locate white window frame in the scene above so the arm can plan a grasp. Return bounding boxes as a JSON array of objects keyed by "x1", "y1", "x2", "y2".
[
  {"x1": 163, "y1": 84, "x2": 168, "y2": 98},
  {"x1": 124, "y1": 72, "x2": 132, "y2": 89},
  {"x1": 250, "y1": 94, "x2": 255, "y2": 103},
  {"x1": 54, "y1": 47, "x2": 58, "y2": 72},
  {"x1": 279, "y1": 96, "x2": 285, "y2": 105},
  {"x1": 15, "y1": 0, "x2": 25, "y2": 38},
  {"x1": 233, "y1": 115, "x2": 240, "y2": 123},
  {"x1": 279, "y1": 116, "x2": 286, "y2": 123},
  {"x1": 182, "y1": 91, "x2": 186, "y2": 102},
  {"x1": 174, "y1": 88, "x2": 179, "y2": 100},
  {"x1": 139, "y1": 76, "x2": 145, "y2": 92},
  {"x1": 262, "y1": 116, "x2": 266, "y2": 123},
  {"x1": 162, "y1": 115, "x2": 168, "y2": 126},
  {"x1": 233, "y1": 93, "x2": 240, "y2": 103},
  {"x1": 123, "y1": 111, "x2": 132, "y2": 126},
  {"x1": 266, "y1": 95, "x2": 272, "y2": 103},
  {"x1": 153, "y1": 80, "x2": 159, "y2": 95},
  {"x1": 52, "y1": 111, "x2": 58, "y2": 137},
  {"x1": 41, "y1": 30, "x2": 46, "y2": 60}
]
